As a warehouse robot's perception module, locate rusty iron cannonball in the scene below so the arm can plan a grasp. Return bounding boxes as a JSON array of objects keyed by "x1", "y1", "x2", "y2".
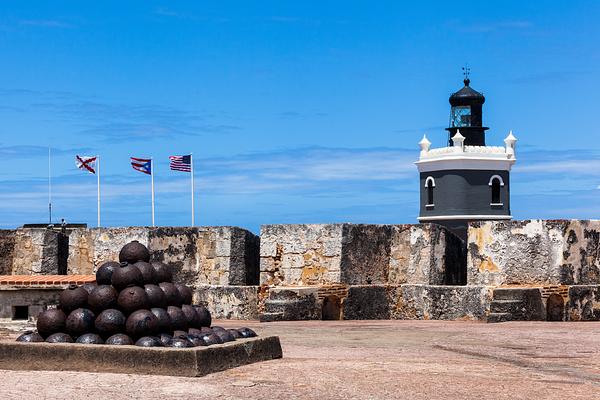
[
  {"x1": 152, "y1": 261, "x2": 172, "y2": 283},
  {"x1": 181, "y1": 304, "x2": 201, "y2": 328},
  {"x1": 175, "y1": 283, "x2": 193, "y2": 305},
  {"x1": 16, "y1": 331, "x2": 44, "y2": 342},
  {"x1": 228, "y1": 329, "x2": 242, "y2": 339},
  {"x1": 119, "y1": 241, "x2": 150, "y2": 264},
  {"x1": 105, "y1": 333, "x2": 134, "y2": 345},
  {"x1": 144, "y1": 284, "x2": 167, "y2": 308},
  {"x1": 158, "y1": 333, "x2": 173, "y2": 346},
  {"x1": 59, "y1": 285, "x2": 89, "y2": 314},
  {"x1": 88, "y1": 285, "x2": 118, "y2": 313},
  {"x1": 159, "y1": 282, "x2": 181, "y2": 307},
  {"x1": 166, "y1": 306, "x2": 188, "y2": 331},
  {"x1": 237, "y1": 327, "x2": 257, "y2": 338},
  {"x1": 81, "y1": 282, "x2": 97, "y2": 295},
  {"x1": 76, "y1": 333, "x2": 104, "y2": 344},
  {"x1": 65, "y1": 308, "x2": 96, "y2": 337},
  {"x1": 150, "y1": 308, "x2": 171, "y2": 333},
  {"x1": 37, "y1": 308, "x2": 67, "y2": 338},
  {"x1": 96, "y1": 261, "x2": 120, "y2": 285},
  {"x1": 111, "y1": 262, "x2": 143, "y2": 291},
  {"x1": 135, "y1": 336, "x2": 162, "y2": 347},
  {"x1": 134, "y1": 261, "x2": 155, "y2": 285},
  {"x1": 165, "y1": 337, "x2": 194, "y2": 348},
  {"x1": 188, "y1": 327, "x2": 202, "y2": 335},
  {"x1": 126, "y1": 309, "x2": 159, "y2": 339},
  {"x1": 46, "y1": 332, "x2": 74, "y2": 343},
  {"x1": 214, "y1": 329, "x2": 235, "y2": 343},
  {"x1": 198, "y1": 326, "x2": 214, "y2": 335},
  {"x1": 186, "y1": 334, "x2": 206, "y2": 347},
  {"x1": 117, "y1": 286, "x2": 149, "y2": 314},
  {"x1": 95, "y1": 309, "x2": 126, "y2": 337},
  {"x1": 200, "y1": 333, "x2": 222, "y2": 346},
  {"x1": 193, "y1": 305, "x2": 212, "y2": 328}
]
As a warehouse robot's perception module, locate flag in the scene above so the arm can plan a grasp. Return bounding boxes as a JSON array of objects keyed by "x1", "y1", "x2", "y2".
[
  {"x1": 131, "y1": 157, "x2": 152, "y2": 175},
  {"x1": 169, "y1": 155, "x2": 192, "y2": 172},
  {"x1": 76, "y1": 155, "x2": 97, "y2": 174}
]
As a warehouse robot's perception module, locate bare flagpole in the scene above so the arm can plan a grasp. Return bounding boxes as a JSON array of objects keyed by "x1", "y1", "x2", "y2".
[
  {"x1": 151, "y1": 158, "x2": 155, "y2": 227},
  {"x1": 48, "y1": 147, "x2": 52, "y2": 226},
  {"x1": 97, "y1": 155, "x2": 101, "y2": 227},
  {"x1": 190, "y1": 153, "x2": 195, "y2": 227}
]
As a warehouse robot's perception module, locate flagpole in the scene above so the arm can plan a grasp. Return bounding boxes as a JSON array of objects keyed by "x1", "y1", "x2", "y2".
[
  {"x1": 151, "y1": 158, "x2": 155, "y2": 227},
  {"x1": 48, "y1": 147, "x2": 52, "y2": 226},
  {"x1": 190, "y1": 153, "x2": 195, "y2": 227},
  {"x1": 97, "y1": 155, "x2": 101, "y2": 227}
]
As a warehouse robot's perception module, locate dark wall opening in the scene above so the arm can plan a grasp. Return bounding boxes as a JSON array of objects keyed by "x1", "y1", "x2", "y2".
[
  {"x1": 546, "y1": 294, "x2": 565, "y2": 321},
  {"x1": 57, "y1": 233, "x2": 69, "y2": 275},
  {"x1": 12, "y1": 305, "x2": 29, "y2": 320},
  {"x1": 322, "y1": 295, "x2": 342, "y2": 320}
]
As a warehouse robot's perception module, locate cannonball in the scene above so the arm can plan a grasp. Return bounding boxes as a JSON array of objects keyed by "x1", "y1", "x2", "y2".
[
  {"x1": 88, "y1": 285, "x2": 118, "y2": 313},
  {"x1": 16, "y1": 331, "x2": 44, "y2": 342},
  {"x1": 172, "y1": 329, "x2": 187, "y2": 338},
  {"x1": 159, "y1": 282, "x2": 181, "y2": 306},
  {"x1": 150, "y1": 307, "x2": 171, "y2": 333},
  {"x1": 211, "y1": 325, "x2": 226, "y2": 332},
  {"x1": 126, "y1": 309, "x2": 159, "y2": 338},
  {"x1": 46, "y1": 332, "x2": 73, "y2": 343},
  {"x1": 181, "y1": 304, "x2": 200, "y2": 328},
  {"x1": 194, "y1": 305, "x2": 212, "y2": 327},
  {"x1": 65, "y1": 308, "x2": 96, "y2": 337},
  {"x1": 96, "y1": 261, "x2": 120, "y2": 285},
  {"x1": 82, "y1": 282, "x2": 97, "y2": 295},
  {"x1": 166, "y1": 337, "x2": 194, "y2": 348},
  {"x1": 238, "y1": 327, "x2": 257, "y2": 338},
  {"x1": 186, "y1": 334, "x2": 206, "y2": 346},
  {"x1": 76, "y1": 333, "x2": 104, "y2": 344},
  {"x1": 95, "y1": 309, "x2": 126, "y2": 337},
  {"x1": 37, "y1": 308, "x2": 67, "y2": 338},
  {"x1": 144, "y1": 284, "x2": 167, "y2": 308},
  {"x1": 119, "y1": 241, "x2": 150, "y2": 264},
  {"x1": 198, "y1": 326, "x2": 214, "y2": 335},
  {"x1": 105, "y1": 333, "x2": 134, "y2": 345},
  {"x1": 166, "y1": 306, "x2": 187, "y2": 331},
  {"x1": 135, "y1": 336, "x2": 162, "y2": 347},
  {"x1": 214, "y1": 329, "x2": 235, "y2": 342},
  {"x1": 117, "y1": 286, "x2": 149, "y2": 314},
  {"x1": 228, "y1": 329, "x2": 242, "y2": 339},
  {"x1": 201, "y1": 333, "x2": 222, "y2": 346},
  {"x1": 175, "y1": 283, "x2": 193, "y2": 305},
  {"x1": 158, "y1": 333, "x2": 173, "y2": 346},
  {"x1": 188, "y1": 327, "x2": 202, "y2": 335},
  {"x1": 111, "y1": 263, "x2": 143, "y2": 291},
  {"x1": 59, "y1": 285, "x2": 89, "y2": 314},
  {"x1": 134, "y1": 261, "x2": 155, "y2": 285},
  {"x1": 152, "y1": 261, "x2": 172, "y2": 283}
]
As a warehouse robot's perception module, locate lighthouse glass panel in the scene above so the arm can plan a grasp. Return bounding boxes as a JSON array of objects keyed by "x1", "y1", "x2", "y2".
[{"x1": 451, "y1": 106, "x2": 471, "y2": 127}]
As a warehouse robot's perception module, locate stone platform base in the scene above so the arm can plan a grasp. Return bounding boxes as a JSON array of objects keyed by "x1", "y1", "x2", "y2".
[{"x1": 0, "y1": 336, "x2": 282, "y2": 377}]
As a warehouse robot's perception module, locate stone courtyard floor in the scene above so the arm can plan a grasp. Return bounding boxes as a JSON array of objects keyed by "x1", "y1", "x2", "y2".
[{"x1": 1, "y1": 320, "x2": 599, "y2": 399}]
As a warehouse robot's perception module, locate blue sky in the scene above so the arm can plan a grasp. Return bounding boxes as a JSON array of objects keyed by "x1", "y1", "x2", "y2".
[{"x1": 0, "y1": 1, "x2": 598, "y2": 232}]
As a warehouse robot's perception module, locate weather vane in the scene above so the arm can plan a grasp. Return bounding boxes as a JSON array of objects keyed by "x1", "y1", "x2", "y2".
[{"x1": 462, "y1": 64, "x2": 470, "y2": 80}]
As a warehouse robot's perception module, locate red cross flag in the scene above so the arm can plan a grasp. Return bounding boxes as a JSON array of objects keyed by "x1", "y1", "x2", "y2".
[{"x1": 76, "y1": 155, "x2": 97, "y2": 174}]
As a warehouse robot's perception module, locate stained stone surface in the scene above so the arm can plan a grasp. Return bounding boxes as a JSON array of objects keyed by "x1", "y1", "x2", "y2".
[
  {"x1": 66, "y1": 226, "x2": 259, "y2": 285},
  {"x1": 0, "y1": 229, "x2": 62, "y2": 275},
  {"x1": 342, "y1": 285, "x2": 391, "y2": 319},
  {"x1": 467, "y1": 220, "x2": 600, "y2": 286},
  {"x1": 194, "y1": 285, "x2": 260, "y2": 320},
  {"x1": 259, "y1": 223, "x2": 462, "y2": 287},
  {"x1": 567, "y1": 285, "x2": 600, "y2": 321}
]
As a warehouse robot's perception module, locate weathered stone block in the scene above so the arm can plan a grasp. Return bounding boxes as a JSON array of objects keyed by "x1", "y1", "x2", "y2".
[
  {"x1": 340, "y1": 225, "x2": 392, "y2": 285},
  {"x1": 0, "y1": 288, "x2": 61, "y2": 319},
  {"x1": 194, "y1": 285, "x2": 259, "y2": 319},
  {"x1": 11, "y1": 229, "x2": 63, "y2": 275},
  {"x1": 342, "y1": 285, "x2": 391, "y2": 319},
  {"x1": 467, "y1": 220, "x2": 600, "y2": 286},
  {"x1": 0, "y1": 230, "x2": 16, "y2": 275},
  {"x1": 567, "y1": 285, "x2": 600, "y2": 321}
]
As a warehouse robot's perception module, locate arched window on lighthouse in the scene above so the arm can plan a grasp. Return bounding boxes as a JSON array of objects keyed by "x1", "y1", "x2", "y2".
[
  {"x1": 489, "y1": 175, "x2": 504, "y2": 205},
  {"x1": 425, "y1": 177, "x2": 435, "y2": 207}
]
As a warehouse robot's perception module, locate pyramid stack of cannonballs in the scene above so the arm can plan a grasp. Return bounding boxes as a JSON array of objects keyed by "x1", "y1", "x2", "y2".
[{"x1": 16, "y1": 240, "x2": 256, "y2": 347}]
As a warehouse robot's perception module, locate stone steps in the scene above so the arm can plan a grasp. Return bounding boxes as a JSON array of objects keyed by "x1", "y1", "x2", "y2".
[
  {"x1": 487, "y1": 287, "x2": 545, "y2": 323},
  {"x1": 489, "y1": 299, "x2": 525, "y2": 314}
]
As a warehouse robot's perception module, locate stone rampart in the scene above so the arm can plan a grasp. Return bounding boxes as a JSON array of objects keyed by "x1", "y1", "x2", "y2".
[
  {"x1": 468, "y1": 220, "x2": 600, "y2": 286},
  {"x1": 0, "y1": 229, "x2": 64, "y2": 275}
]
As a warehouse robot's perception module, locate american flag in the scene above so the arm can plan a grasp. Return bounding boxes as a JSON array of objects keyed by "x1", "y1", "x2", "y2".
[
  {"x1": 75, "y1": 155, "x2": 97, "y2": 174},
  {"x1": 169, "y1": 155, "x2": 192, "y2": 172},
  {"x1": 131, "y1": 157, "x2": 152, "y2": 175}
]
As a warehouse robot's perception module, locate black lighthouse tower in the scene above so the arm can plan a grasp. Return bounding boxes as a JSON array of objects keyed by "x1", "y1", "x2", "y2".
[{"x1": 415, "y1": 74, "x2": 518, "y2": 283}]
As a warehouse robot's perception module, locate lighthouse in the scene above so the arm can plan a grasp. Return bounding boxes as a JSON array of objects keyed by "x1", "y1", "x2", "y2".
[{"x1": 415, "y1": 73, "x2": 517, "y2": 246}]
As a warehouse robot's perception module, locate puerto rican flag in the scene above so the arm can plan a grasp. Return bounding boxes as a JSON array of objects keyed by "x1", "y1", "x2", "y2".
[
  {"x1": 131, "y1": 157, "x2": 152, "y2": 175},
  {"x1": 75, "y1": 155, "x2": 97, "y2": 174}
]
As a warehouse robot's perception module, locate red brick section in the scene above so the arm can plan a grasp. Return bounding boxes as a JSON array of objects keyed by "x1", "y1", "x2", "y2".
[{"x1": 0, "y1": 275, "x2": 96, "y2": 286}]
